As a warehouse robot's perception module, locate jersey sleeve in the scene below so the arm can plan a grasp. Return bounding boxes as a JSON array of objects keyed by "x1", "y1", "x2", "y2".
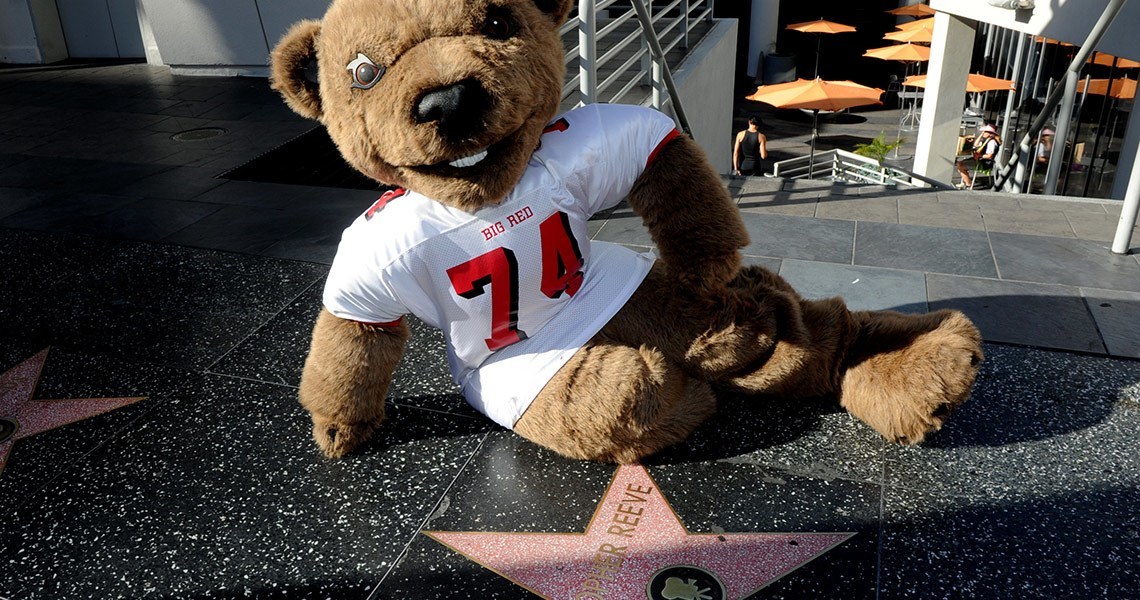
[
  {"x1": 322, "y1": 228, "x2": 407, "y2": 326},
  {"x1": 560, "y1": 104, "x2": 674, "y2": 215}
]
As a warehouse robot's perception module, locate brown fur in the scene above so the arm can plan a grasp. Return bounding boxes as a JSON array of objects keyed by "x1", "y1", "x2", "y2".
[
  {"x1": 515, "y1": 338, "x2": 717, "y2": 463},
  {"x1": 839, "y1": 310, "x2": 983, "y2": 444},
  {"x1": 299, "y1": 309, "x2": 410, "y2": 457},
  {"x1": 271, "y1": 0, "x2": 575, "y2": 211},
  {"x1": 629, "y1": 135, "x2": 749, "y2": 296},
  {"x1": 271, "y1": 0, "x2": 985, "y2": 462}
]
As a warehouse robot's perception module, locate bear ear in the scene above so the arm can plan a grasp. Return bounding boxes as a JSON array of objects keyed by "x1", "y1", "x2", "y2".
[
  {"x1": 533, "y1": 0, "x2": 575, "y2": 25},
  {"x1": 270, "y1": 20, "x2": 323, "y2": 120}
]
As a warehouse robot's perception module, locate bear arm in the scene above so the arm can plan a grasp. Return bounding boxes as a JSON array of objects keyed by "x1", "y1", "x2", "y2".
[
  {"x1": 627, "y1": 134, "x2": 749, "y2": 296},
  {"x1": 299, "y1": 308, "x2": 410, "y2": 458}
]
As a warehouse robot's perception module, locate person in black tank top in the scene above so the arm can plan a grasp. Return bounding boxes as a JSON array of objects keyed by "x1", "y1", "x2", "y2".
[{"x1": 733, "y1": 116, "x2": 768, "y2": 176}]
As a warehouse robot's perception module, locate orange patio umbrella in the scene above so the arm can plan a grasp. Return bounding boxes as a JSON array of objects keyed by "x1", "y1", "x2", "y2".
[
  {"x1": 786, "y1": 19, "x2": 858, "y2": 78},
  {"x1": 747, "y1": 78, "x2": 884, "y2": 176},
  {"x1": 866, "y1": 44, "x2": 930, "y2": 128},
  {"x1": 1077, "y1": 77, "x2": 1137, "y2": 99},
  {"x1": 863, "y1": 43, "x2": 931, "y2": 62},
  {"x1": 894, "y1": 17, "x2": 934, "y2": 32},
  {"x1": 887, "y1": 4, "x2": 936, "y2": 17},
  {"x1": 1034, "y1": 36, "x2": 1073, "y2": 47},
  {"x1": 884, "y1": 28, "x2": 933, "y2": 43},
  {"x1": 1087, "y1": 53, "x2": 1140, "y2": 69},
  {"x1": 786, "y1": 19, "x2": 857, "y2": 34},
  {"x1": 904, "y1": 73, "x2": 1015, "y2": 93}
]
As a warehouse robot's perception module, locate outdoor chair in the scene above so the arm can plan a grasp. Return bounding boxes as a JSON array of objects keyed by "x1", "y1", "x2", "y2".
[
  {"x1": 969, "y1": 159, "x2": 995, "y2": 190},
  {"x1": 886, "y1": 75, "x2": 902, "y2": 108}
]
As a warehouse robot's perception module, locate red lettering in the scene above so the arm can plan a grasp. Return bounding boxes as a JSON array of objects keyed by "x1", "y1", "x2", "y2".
[
  {"x1": 481, "y1": 221, "x2": 505, "y2": 240},
  {"x1": 507, "y1": 206, "x2": 534, "y2": 228},
  {"x1": 446, "y1": 248, "x2": 526, "y2": 351},
  {"x1": 539, "y1": 211, "x2": 584, "y2": 298},
  {"x1": 542, "y1": 118, "x2": 570, "y2": 134},
  {"x1": 449, "y1": 210, "x2": 584, "y2": 353}
]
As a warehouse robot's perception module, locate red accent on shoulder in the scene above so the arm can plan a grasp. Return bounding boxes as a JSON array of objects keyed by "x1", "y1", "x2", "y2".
[
  {"x1": 542, "y1": 118, "x2": 570, "y2": 134},
  {"x1": 355, "y1": 316, "x2": 404, "y2": 328},
  {"x1": 646, "y1": 129, "x2": 682, "y2": 168},
  {"x1": 365, "y1": 188, "x2": 407, "y2": 220}
]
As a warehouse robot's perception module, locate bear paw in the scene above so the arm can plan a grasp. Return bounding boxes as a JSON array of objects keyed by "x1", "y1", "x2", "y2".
[
  {"x1": 311, "y1": 417, "x2": 380, "y2": 458},
  {"x1": 840, "y1": 310, "x2": 983, "y2": 444}
]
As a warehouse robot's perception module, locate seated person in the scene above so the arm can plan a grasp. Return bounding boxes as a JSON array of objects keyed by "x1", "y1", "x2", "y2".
[
  {"x1": 956, "y1": 123, "x2": 1000, "y2": 188},
  {"x1": 1036, "y1": 128, "x2": 1055, "y2": 165}
]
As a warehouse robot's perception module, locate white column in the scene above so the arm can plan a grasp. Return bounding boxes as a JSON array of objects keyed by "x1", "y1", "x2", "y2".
[
  {"x1": 135, "y1": 0, "x2": 164, "y2": 65},
  {"x1": 913, "y1": 12, "x2": 977, "y2": 185},
  {"x1": 0, "y1": 0, "x2": 67, "y2": 63},
  {"x1": 1111, "y1": 104, "x2": 1140, "y2": 200},
  {"x1": 747, "y1": 0, "x2": 780, "y2": 79},
  {"x1": 1112, "y1": 146, "x2": 1139, "y2": 254}
]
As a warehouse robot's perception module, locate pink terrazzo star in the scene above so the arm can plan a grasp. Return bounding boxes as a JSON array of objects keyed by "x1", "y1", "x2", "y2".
[
  {"x1": 0, "y1": 348, "x2": 145, "y2": 476},
  {"x1": 426, "y1": 464, "x2": 853, "y2": 600}
]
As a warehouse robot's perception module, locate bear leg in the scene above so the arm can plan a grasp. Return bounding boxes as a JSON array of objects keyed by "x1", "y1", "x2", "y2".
[
  {"x1": 839, "y1": 309, "x2": 983, "y2": 444},
  {"x1": 514, "y1": 338, "x2": 716, "y2": 464}
]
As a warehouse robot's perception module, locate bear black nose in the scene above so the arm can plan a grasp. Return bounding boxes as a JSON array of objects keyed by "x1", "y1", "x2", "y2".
[{"x1": 414, "y1": 78, "x2": 488, "y2": 141}]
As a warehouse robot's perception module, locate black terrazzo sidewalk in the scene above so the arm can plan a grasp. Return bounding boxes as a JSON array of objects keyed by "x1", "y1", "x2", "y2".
[{"x1": 1, "y1": 62, "x2": 1138, "y2": 600}]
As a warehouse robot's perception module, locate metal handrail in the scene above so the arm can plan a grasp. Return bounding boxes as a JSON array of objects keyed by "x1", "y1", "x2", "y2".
[
  {"x1": 567, "y1": 0, "x2": 714, "y2": 118},
  {"x1": 773, "y1": 149, "x2": 953, "y2": 189}
]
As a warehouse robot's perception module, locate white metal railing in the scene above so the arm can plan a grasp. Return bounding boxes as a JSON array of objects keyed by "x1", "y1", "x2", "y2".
[
  {"x1": 773, "y1": 149, "x2": 953, "y2": 189},
  {"x1": 562, "y1": 0, "x2": 714, "y2": 113}
]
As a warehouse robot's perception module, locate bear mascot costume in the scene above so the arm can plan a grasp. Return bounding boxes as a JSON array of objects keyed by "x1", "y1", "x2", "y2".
[{"x1": 269, "y1": 0, "x2": 984, "y2": 463}]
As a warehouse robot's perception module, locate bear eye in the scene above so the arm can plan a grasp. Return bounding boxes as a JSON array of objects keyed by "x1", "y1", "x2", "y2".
[
  {"x1": 347, "y1": 53, "x2": 385, "y2": 90},
  {"x1": 483, "y1": 11, "x2": 517, "y2": 40}
]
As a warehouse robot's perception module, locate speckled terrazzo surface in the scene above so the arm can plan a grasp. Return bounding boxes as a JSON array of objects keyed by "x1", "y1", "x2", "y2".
[{"x1": 3, "y1": 63, "x2": 1140, "y2": 599}]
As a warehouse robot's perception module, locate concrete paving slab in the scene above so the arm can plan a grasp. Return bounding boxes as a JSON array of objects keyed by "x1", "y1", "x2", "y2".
[
  {"x1": 854, "y1": 221, "x2": 997, "y2": 277},
  {"x1": 1081, "y1": 287, "x2": 1140, "y2": 359},
  {"x1": 814, "y1": 195, "x2": 898, "y2": 223},
  {"x1": 1065, "y1": 209, "x2": 1140, "y2": 244},
  {"x1": 935, "y1": 190, "x2": 1023, "y2": 210},
  {"x1": 897, "y1": 196, "x2": 986, "y2": 231},
  {"x1": 778, "y1": 260, "x2": 928, "y2": 313},
  {"x1": 926, "y1": 274, "x2": 1105, "y2": 354},
  {"x1": 736, "y1": 189, "x2": 820, "y2": 217},
  {"x1": 740, "y1": 213, "x2": 854, "y2": 264},
  {"x1": 989, "y1": 232, "x2": 1140, "y2": 293},
  {"x1": 981, "y1": 206, "x2": 1077, "y2": 238}
]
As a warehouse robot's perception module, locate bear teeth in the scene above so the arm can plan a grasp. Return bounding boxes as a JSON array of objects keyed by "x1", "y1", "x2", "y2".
[{"x1": 448, "y1": 149, "x2": 488, "y2": 168}]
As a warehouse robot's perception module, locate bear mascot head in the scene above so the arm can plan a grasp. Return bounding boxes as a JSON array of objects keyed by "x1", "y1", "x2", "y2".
[
  {"x1": 271, "y1": 0, "x2": 573, "y2": 211},
  {"x1": 270, "y1": 0, "x2": 984, "y2": 463}
]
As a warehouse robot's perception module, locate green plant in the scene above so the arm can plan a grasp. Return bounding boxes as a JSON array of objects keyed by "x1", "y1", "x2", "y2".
[{"x1": 853, "y1": 133, "x2": 903, "y2": 162}]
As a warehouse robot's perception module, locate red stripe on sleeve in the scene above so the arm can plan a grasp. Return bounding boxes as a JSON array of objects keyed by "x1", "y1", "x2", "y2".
[
  {"x1": 646, "y1": 129, "x2": 682, "y2": 169},
  {"x1": 365, "y1": 188, "x2": 406, "y2": 220}
]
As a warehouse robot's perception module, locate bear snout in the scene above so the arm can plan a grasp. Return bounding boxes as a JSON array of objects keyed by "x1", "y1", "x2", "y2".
[{"x1": 414, "y1": 78, "x2": 489, "y2": 142}]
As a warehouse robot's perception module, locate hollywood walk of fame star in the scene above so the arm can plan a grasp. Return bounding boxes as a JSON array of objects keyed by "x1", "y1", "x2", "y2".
[
  {"x1": 426, "y1": 464, "x2": 854, "y2": 600},
  {"x1": 0, "y1": 348, "x2": 146, "y2": 477}
]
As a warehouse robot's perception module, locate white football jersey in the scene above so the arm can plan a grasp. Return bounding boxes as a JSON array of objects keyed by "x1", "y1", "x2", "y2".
[{"x1": 323, "y1": 103, "x2": 677, "y2": 428}]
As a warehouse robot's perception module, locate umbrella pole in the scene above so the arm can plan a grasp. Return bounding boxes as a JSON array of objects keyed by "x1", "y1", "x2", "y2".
[
  {"x1": 815, "y1": 36, "x2": 821, "y2": 78},
  {"x1": 809, "y1": 108, "x2": 819, "y2": 179}
]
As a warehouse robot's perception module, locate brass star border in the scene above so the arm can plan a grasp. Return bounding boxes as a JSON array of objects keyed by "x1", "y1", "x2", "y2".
[
  {"x1": 426, "y1": 464, "x2": 853, "y2": 599},
  {"x1": 0, "y1": 348, "x2": 146, "y2": 477}
]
